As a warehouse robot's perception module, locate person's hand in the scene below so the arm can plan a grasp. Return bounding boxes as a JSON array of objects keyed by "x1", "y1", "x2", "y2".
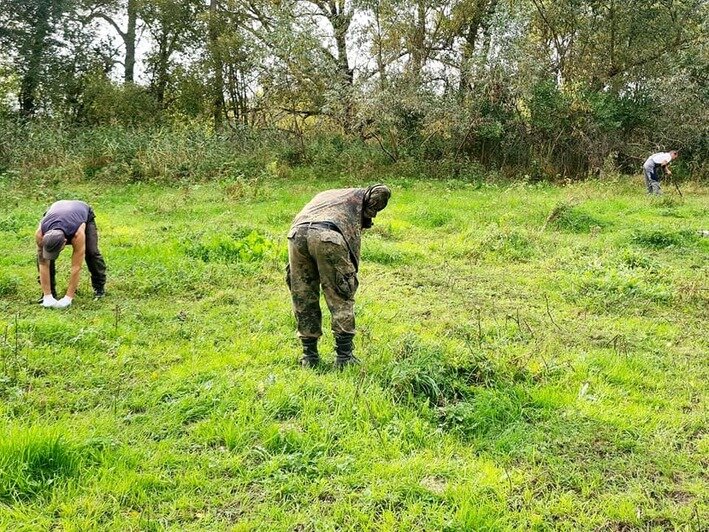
[
  {"x1": 54, "y1": 295, "x2": 73, "y2": 309},
  {"x1": 41, "y1": 294, "x2": 58, "y2": 308}
]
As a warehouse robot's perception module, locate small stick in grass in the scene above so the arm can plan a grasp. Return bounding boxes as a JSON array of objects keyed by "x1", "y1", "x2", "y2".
[
  {"x1": 544, "y1": 294, "x2": 562, "y2": 333},
  {"x1": 114, "y1": 304, "x2": 121, "y2": 334}
]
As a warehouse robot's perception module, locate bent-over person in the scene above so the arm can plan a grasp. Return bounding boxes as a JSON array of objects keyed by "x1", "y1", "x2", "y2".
[
  {"x1": 36, "y1": 200, "x2": 106, "y2": 308},
  {"x1": 286, "y1": 184, "x2": 391, "y2": 368},
  {"x1": 643, "y1": 150, "x2": 678, "y2": 195}
]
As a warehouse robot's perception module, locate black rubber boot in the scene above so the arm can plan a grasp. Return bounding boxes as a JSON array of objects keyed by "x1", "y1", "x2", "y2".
[
  {"x1": 300, "y1": 337, "x2": 320, "y2": 367},
  {"x1": 334, "y1": 333, "x2": 359, "y2": 369}
]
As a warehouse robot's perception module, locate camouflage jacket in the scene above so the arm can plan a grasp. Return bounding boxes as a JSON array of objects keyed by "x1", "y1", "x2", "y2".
[{"x1": 290, "y1": 188, "x2": 367, "y2": 271}]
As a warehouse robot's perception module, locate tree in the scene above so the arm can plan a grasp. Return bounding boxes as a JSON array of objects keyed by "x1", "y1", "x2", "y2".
[
  {"x1": 82, "y1": 0, "x2": 140, "y2": 83},
  {"x1": 141, "y1": 0, "x2": 203, "y2": 105},
  {"x1": 0, "y1": 0, "x2": 67, "y2": 116}
]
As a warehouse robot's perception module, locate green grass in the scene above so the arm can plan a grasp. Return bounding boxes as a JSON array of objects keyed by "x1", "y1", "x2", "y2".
[{"x1": 0, "y1": 173, "x2": 707, "y2": 529}]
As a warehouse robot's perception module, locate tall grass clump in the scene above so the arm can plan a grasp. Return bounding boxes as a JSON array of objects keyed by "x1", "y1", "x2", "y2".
[
  {"x1": 386, "y1": 335, "x2": 506, "y2": 406},
  {"x1": 544, "y1": 201, "x2": 606, "y2": 233},
  {"x1": 471, "y1": 225, "x2": 538, "y2": 262},
  {"x1": 0, "y1": 273, "x2": 19, "y2": 297},
  {"x1": 0, "y1": 120, "x2": 284, "y2": 184},
  {"x1": 0, "y1": 428, "x2": 81, "y2": 501},
  {"x1": 384, "y1": 335, "x2": 539, "y2": 440},
  {"x1": 630, "y1": 228, "x2": 697, "y2": 249},
  {"x1": 438, "y1": 387, "x2": 531, "y2": 438},
  {"x1": 571, "y1": 265, "x2": 673, "y2": 311}
]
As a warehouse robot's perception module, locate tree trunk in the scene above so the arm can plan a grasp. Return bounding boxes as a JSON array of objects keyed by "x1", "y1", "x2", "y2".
[
  {"x1": 208, "y1": 0, "x2": 225, "y2": 130},
  {"x1": 373, "y1": 2, "x2": 387, "y2": 89},
  {"x1": 333, "y1": 22, "x2": 352, "y2": 87},
  {"x1": 410, "y1": 0, "x2": 426, "y2": 78},
  {"x1": 153, "y1": 35, "x2": 170, "y2": 105},
  {"x1": 19, "y1": 0, "x2": 52, "y2": 117},
  {"x1": 458, "y1": 20, "x2": 480, "y2": 99},
  {"x1": 124, "y1": 0, "x2": 137, "y2": 83},
  {"x1": 330, "y1": 2, "x2": 353, "y2": 133}
]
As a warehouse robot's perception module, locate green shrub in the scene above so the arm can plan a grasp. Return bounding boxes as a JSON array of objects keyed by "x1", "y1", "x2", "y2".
[{"x1": 80, "y1": 76, "x2": 162, "y2": 126}]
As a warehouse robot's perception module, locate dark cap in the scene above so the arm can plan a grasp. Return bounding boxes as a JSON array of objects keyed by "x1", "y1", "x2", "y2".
[{"x1": 42, "y1": 229, "x2": 66, "y2": 260}]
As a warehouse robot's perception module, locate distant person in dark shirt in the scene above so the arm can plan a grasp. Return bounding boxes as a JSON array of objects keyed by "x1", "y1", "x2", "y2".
[{"x1": 35, "y1": 200, "x2": 107, "y2": 308}]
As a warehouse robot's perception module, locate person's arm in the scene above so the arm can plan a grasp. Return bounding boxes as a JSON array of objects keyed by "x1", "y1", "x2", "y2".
[
  {"x1": 661, "y1": 154, "x2": 673, "y2": 175},
  {"x1": 65, "y1": 224, "x2": 86, "y2": 299}
]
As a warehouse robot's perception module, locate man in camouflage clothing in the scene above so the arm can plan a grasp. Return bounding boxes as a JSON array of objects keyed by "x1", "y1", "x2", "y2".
[{"x1": 286, "y1": 184, "x2": 391, "y2": 368}]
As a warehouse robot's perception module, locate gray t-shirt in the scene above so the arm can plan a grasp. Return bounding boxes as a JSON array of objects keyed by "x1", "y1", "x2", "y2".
[{"x1": 40, "y1": 200, "x2": 91, "y2": 241}]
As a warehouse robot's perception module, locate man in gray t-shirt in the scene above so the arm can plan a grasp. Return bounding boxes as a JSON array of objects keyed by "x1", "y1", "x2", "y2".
[
  {"x1": 35, "y1": 200, "x2": 107, "y2": 308},
  {"x1": 643, "y1": 151, "x2": 678, "y2": 194}
]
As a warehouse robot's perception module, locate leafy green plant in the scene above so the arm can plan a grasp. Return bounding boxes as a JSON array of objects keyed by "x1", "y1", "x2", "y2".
[{"x1": 186, "y1": 231, "x2": 276, "y2": 263}]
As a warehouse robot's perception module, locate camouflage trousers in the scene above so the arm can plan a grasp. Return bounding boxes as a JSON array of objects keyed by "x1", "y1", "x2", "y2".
[{"x1": 286, "y1": 225, "x2": 359, "y2": 339}]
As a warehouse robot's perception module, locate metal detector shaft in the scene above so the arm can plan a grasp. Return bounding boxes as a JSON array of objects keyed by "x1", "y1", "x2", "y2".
[{"x1": 672, "y1": 175, "x2": 683, "y2": 198}]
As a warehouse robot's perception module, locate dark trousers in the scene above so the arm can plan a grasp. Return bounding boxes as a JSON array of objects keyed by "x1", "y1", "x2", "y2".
[{"x1": 37, "y1": 210, "x2": 106, "y2": 295}]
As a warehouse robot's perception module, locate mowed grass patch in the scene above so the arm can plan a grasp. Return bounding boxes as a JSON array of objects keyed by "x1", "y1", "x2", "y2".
[{"x1": 0, "y1": 175, "x2": 707, "y2": 528}]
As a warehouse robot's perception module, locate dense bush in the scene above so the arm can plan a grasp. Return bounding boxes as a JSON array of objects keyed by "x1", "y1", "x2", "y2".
[{"x1": 0, "y1": 114, "x2": 705, "y2": 185}]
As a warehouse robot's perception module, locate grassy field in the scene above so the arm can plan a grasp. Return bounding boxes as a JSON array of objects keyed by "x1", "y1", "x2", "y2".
[{"x1": 0, "y1": 173, "x2": 707, "y2": 530}]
